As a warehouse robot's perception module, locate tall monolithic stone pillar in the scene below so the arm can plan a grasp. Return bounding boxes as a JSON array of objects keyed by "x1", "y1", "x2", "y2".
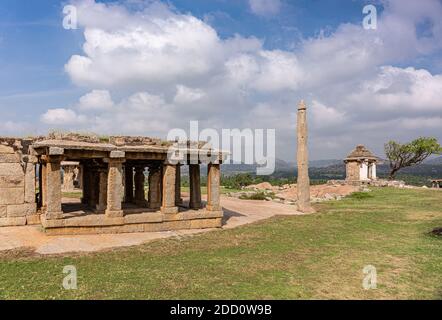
[
  {"x1": 105, "y1": 153, "x2": 125, "y2": 218},
  {"x1": 161, "y1": 163, "x2": 179, "y2": 214},
  {"x1": 45, "y1": 156, "x2": 63, "y2": 220},
  {"x1": 207, "y1": 163, "x2": 221, "y2": 212},
  {"x1": 297, "y1": 100, "x2": 315, "y2": 213}
]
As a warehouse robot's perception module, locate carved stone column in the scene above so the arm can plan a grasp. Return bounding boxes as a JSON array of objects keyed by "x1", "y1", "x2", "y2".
[
  {"x1": 45, "y1": 155, "x2": 63, "y2": 220},
  {"x1": 189, "y1": 164, "x2": 202, "y2": 209},
  {"x1": 175, "y1": 164, "x2": 183, "y2": 206},
  {"x1": 105, "y1": 152, "x2": 125, "y2": 218},
  {"x1": 124, "y1": 165, "x2": 134, "y2": 203},
  {"x1": 148, "y1": 164, "x2": 162, "y2": 209},
  {"x1": 134, "y1": 166, "x2": 148, "y2": 207},
  {"x1": 207, "y1": 163, "x2": 221, "y2": 211},
  {"x1": 161, "y1": 163, "x2": 178, "y2": 214},
  {"x1": 96, "y1": 168, "x2": 108, "y2": 213}
]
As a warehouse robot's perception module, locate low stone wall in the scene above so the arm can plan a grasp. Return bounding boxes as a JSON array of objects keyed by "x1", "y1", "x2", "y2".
[
  {"x1": 0, "y1": 139, "x2": 38, "y2": 226},
  {"x1": 328, "y1": 179, "x2": 406, "y2": 188}
]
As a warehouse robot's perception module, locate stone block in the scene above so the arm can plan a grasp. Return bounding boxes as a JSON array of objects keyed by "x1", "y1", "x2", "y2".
[
  {"x1": 49, "y1": 147, "x2": 64, "y2": 155},
  {"x1": 0, "y1": 145, "x2": 15, "y2": 154},
  {"x1": 161, "y1": 206, "x2": 179, "y2": 214},
  {"x1": 124, "y1": 212, "x2": 162, "y2": 224},
  {"x1": 26, "y1": 214, "x2": 41, "y2": 225},
  {"x1": 0, "y1": 153, "x2": 20, "y2": 163},
  {"x1": 0, "y1": 205, "x2": 6, "y2": 218},
  {"x1": 0, "y1": 188, "x2": 24, "y2": 205},
  {"x1": 0, "y1": 163, "x2": 24, "y2": 176},
  {"x1": 0, "y1": 217, "x2": 27, "y2": 227},
  {"x1": 0, "y1": 176, "x2": 24, "y2": 188},
  {"x1": 110, "y1": 151, "x2": 125, "y2": 158},
  {"x1": 24, "y1": 165, "x2": 36, "y2": 203},
  {"x1": 7, "y1": 203, "x2": 37, "y2": 217},
  {"x1": 190, "y1": 218, "x2": 222, "y2": 229}
]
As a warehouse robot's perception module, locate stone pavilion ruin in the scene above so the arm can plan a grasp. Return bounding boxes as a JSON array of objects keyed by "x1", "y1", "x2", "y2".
[
  {"x1": 0, "y1": 134, "x2": 226, "y2": 235},
  {"x1": 344, "y1": 145, "x2": 379, "y2": 183}
]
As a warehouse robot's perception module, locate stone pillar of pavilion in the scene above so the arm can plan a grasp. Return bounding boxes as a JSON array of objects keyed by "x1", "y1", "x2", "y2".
[
  {"x1": 44, "y1": 147, "x2": 64, "y2": 220},
  {"x1": 134, "y1": 166, "x2": 148, "y2": 207},
  {"x1": 96, "y1": 167, "x2": 108, "y2": 213},
  {"x1": 296, "y1": 100, "x2": 315, "y2": 213},
  {"x1": 105, "y1": 151, "x2": 125, "y2": 218},
  {"x1": 175, "y1": 164, "x2": 183, "y2": 206},
  {"x1": 161, "y1": 163, "x2": 179, "y2": 214},
  {"x1": 207, "y1": 163, "x2": 221, "y2": 211},
  {"x1": 148, "y1": 164, "x2": 162, "y2": 209},
  {"x1": 40, "y1": 162, "x2": 47, "y2": 211},
  {"x1": 81, "y1": 164, "x2": 89, "y2": 205},
  {"x1": 189, "y1": 164, "x2": 202, "y2": 209},
  {"x1": 88, "y1": 170, "x2": 99, "y2": 208},
  {"x1": 124, "y1": 165, "x2": 134, "y2": 203}
]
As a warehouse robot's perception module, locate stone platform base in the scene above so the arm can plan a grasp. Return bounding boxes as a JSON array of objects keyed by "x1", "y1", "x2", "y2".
[{"x1": 41, "y1": 209, "x2": 223, "y2": 235}]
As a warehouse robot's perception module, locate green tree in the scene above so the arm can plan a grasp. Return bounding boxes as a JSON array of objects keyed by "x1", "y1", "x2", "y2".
[{"x1": 384, "y1": 137, "x2": 442, "y2": 180}]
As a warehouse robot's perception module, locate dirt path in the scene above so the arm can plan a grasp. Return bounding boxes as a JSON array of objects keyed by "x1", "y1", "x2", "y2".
[{"x1": 0, "y1": 196, "x2": 304, "y2": 255}]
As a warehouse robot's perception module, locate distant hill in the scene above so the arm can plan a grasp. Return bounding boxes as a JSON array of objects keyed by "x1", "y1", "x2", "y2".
[{"x1": 425, "y1": 156, "x2": 442, "y2": 165}]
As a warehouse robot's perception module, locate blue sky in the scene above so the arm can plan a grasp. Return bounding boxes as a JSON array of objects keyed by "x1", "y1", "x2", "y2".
[{"x1": 0, "y1": 0, "x2": 441, "y2": 160}]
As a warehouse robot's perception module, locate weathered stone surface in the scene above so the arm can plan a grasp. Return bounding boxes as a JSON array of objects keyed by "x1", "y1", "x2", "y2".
[
  {"x1": 110, "y1": 150, "x2": 125, "y2": 158},
  {"x1": 42, "y1": 215, "x2": 222, "y2": 235},
  {"x1": 0, "y1": 205, "x2": 6, "y2": 218},
  {"x1": 125, "y1": 212, "x2": 163, "y2": 224},
  {"x1": 24, "y1": 164, "x2": 36, "y2": 203},
  {"x1": 96, "y1": 169, "x2": 108, "y2": 212},
  {"x1": 49, "y1": 147, "x2": 64, "y2": 155},
  {"x1": 105, "y1": 159, "x2": 124, "y2": 217},
  {"x1": 161, "y1": 164, "x2": 178, "y2": 214},
  {"x1": 0, "y1": 163, "x2": 24, "y2": 176},
  {"x1": 45, "y1": 159, "x2": 63, "y2": 219},
  {"x1": 0, "y1": 153, "x2": 20, "y2": 163},
  {"x1": 296, "y1": 100, "x2": 315, "y2": 213},
  {"x1": 0, "y1": 217, "x2": 26, "y2": 227},
  {"x1": 26, "y1": 214, "x2": 41, "y2": 225},
  {"x1": 148, "y1": 165, "x2": 161, "y2": 209},
  {"x1": 0, "y1": 144, "x2": 15, "y2": 154},
  {"x1": 7, "y1": 203, "x2": 37, "y2": 217},
  {"x1": 207, "y1": 163, "x2": 221, "y2": 211},
  {"x1": 0, "y1": 176, "x2": 24, "y2": 187},
  {"x1": 190, "y1": 218, "x2": 222, "y2": 229},
  {"x1": 0, "y1": 187, "x2": 24, "y2": 205}
]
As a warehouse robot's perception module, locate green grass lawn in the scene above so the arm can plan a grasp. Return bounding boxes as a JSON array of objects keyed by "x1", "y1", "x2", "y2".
[{"x1": 1, "y1": 187, "x2": 442, "y2": 299}]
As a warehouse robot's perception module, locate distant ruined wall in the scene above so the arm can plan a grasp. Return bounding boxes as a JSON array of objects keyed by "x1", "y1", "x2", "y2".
[{"x1": 0, "y1": 139, "x2": 38, "y2": 226}]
